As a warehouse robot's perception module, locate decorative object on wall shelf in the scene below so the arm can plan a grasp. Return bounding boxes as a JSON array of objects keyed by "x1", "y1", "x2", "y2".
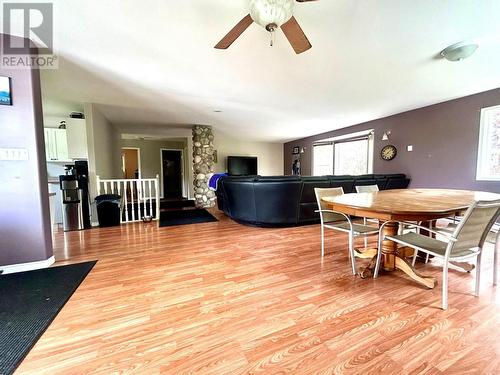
[
  {"x1": 292, "y1": 155, "x2": 301, "y2": 175},
  {"x1": 381, "y1": 145, "x2": 397, "y2": 161},
  {"x1": 381, "y1": 131, "x2": 391, "y2": 141},
  {"x1": 292, "y1": 146, "x2": 300, "y2": 154},
  {"x1": 0, "y1": 76, "x2": 12, "y2": 106}
]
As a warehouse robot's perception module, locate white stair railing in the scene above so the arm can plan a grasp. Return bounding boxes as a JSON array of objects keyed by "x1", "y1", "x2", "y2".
[{"x1": 96, "y1": 175, "x2": 160, "y2": 224}]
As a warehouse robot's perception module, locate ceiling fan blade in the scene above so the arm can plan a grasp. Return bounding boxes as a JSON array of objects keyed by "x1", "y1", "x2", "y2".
[
  {"x1": 281, "y1": 16, "x2": 312, "y2": 54},
  {"x1": 214, "y1": 14, "x2": 253, "y2": 49}
]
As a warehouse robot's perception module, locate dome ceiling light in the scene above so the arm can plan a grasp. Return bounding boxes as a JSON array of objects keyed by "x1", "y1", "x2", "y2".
[
  {"x1": 440, "y1": 41, "x2": 479, "y2": 62},
  {"x1": 215, "y1": 0, "x2": 319, "y2": 54}
]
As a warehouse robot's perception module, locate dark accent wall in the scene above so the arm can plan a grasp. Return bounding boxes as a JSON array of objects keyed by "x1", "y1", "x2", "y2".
[
  {"x1": 284, "y1": 89, "x2": 500, "y2": 193},
  {"x1": 0, "y1": 35, "x2": 53, "y2": 267}
]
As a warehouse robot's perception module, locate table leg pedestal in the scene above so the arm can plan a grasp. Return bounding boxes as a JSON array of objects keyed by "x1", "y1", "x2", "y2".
[
  {"x1": 354, "y1": 222, "x2": 437, "y2": 288},
  {"x1": 394, "y1": 256, "x2": 437, "y2": 288}
]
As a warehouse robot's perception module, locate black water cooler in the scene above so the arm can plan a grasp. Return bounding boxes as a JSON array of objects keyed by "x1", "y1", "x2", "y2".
[
  {"x1": 74, "y1": 160, "x2": 91, "y2": 229},
  {"x1": 59, "y1": 161, "x2": 91, "y2": 231}
]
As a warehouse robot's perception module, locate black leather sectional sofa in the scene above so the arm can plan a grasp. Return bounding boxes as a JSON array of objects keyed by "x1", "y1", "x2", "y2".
[{"x1": 216, "y1": 174, "x2": 410, "y2": 227}]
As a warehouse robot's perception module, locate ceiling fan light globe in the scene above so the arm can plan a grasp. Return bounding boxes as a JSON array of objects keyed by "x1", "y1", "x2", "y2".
[
  {"x1": 249, "y1": 0, "x2": 295, "y2": 29},
  {"x1": 440, "y1": 42, "x2": 479, "y2": 62}
]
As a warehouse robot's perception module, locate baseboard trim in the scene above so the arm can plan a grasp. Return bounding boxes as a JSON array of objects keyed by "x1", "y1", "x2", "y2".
[{"x1": 0, "y1": 256, "x2": 56, "y2": 275}]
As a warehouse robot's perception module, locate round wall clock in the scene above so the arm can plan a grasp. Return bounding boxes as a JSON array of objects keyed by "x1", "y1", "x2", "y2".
[{"x1": 381, "y1": 145, "x2": 397, "y2": 161}]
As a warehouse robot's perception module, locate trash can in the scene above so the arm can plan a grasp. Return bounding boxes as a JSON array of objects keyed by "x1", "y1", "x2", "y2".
[{"x1": 95, "y1": 194, "x2": 121, "y2": 227}]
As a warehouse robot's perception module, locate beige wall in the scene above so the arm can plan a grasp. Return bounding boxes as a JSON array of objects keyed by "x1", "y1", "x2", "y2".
[
  {"x1": 214, "y1": 130, "x2": 284, "y2": 175},
  {"x1": 120, "y1": 139, "x2": 186, "y2": 178},
  {"x1": 86, "y1": 105, "x2": 121, "y2": 179},
  {"x1": 84, "y1": 103, "x2": 121, "y2": 224}
]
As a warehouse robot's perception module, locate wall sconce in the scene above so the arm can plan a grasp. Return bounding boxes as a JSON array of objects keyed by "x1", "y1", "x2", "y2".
[
  {"x1": 382, "y1": 131, "x2": 391, "y2": 141},
  {"x1": 300, "y1": 147, "x2": 306, "y2": 154}
]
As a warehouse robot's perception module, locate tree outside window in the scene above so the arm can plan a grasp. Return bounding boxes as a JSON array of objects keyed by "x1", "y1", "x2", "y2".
[{"x1": 477, "y1": 105, "x2": 500, "y2": 180}]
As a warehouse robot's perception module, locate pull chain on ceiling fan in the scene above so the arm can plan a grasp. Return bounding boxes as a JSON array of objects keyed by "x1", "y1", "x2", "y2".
[{"x1": 215, "y1": 0, "x2": 318, "y2": 54}]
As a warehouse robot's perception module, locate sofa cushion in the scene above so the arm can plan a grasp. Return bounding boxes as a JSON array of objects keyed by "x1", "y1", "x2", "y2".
[
  {"x1": 223, "y1": 180, "x2": 257, "y2": 222},
  {"x1": 253, "y1": 180, "x2": 302, "y2": 225},
  {"x1": 327, "y1": 175, "x2": 353, "y2": 180},
  {"x1": 354, "y1": 174, "x2": 376, "y2": 180},
  {"x1": 223, "y1": 175, "x2": 259, "y2": 182},
  {"x1": 375, "y1": 177, "x2": 389, "y2": 190},
  {"x1": 255, "y1": 176, "x2": 301, "y2": 182},
  {"x1": 299, "y1": 202, "x2": 321, "y2": 223},
  {"x1": 385, "y1": 173, "x2": 407, "y2": 179},
  {"x1": 300, "y1": 177, "x2": 330, "y2": 203},
  {"x1": 329, "y1": 178, "x2": 355, "y2": 193},
  {"x1": 386, "y1": 177, "x2": 411, "y2": 190}
]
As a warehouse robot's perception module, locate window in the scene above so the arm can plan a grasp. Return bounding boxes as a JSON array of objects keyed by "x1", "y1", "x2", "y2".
[
  {"x1": 334, "y1": 138, "x2": 370, "y2": 176},
  {"x1": 477, "y1": 105, "x2": 500, "y2": 181},
  {"x1": 312, "y1": 144, "x2": 334, "y2": 176},
  {"x1": 313, "y1": 131, "x2": 373, "y2": 176}
]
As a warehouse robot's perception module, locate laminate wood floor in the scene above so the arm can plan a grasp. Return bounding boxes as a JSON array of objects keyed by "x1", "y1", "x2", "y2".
[{"x1": 16, "y1": 210, "x2": 499, "y2": 374}]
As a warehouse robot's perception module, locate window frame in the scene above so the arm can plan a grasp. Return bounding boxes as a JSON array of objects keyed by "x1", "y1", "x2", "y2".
[
  {"x1": 476, "y1": 105, "x2": 500, "y2": 181},
  {"x1": 312, "y1": 130, "x2": 374, "y2": 176}
]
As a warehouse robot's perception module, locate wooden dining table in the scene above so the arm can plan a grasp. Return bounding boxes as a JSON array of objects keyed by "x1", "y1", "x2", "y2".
[{"x1": 322, "y1": 188, "x2": 500, "y2": 289}]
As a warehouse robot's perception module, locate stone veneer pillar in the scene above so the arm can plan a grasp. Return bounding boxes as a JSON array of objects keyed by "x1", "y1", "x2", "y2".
[{"x1": 192, "y1": 125, "x2": 216, "y2": 208}]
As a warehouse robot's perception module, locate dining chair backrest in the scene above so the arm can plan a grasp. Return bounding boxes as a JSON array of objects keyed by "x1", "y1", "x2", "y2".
[
  {"x1": 314, "y1": 187, "x2": 345, "y2": 223},
  {"x1": 355, "y1": 184, "x2": 379, "y2": 193},
  {"x1": 450, "y1": 199, "x2": 500, "y2": 255}
]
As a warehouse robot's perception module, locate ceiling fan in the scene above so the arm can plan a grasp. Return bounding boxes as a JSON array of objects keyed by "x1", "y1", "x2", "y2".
[{"x1": 215, "y1": 0, "x2": 318, "y2": 54}]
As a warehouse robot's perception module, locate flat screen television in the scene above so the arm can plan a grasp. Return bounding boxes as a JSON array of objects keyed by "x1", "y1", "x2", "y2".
[{"x1": 227, "y1": 156, "x2": 258, "y2": 176}]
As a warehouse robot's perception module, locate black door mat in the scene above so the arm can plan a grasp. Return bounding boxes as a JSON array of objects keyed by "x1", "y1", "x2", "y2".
[
  {"x1": 0, "y1": 261, "x2": 96, "y2": 375},
  {"x1": 159, "y1": 208, "x2": 218, "y2": 227},
  {"x1": 160, "y1": 199, "x2": 196, "y2": 210}
]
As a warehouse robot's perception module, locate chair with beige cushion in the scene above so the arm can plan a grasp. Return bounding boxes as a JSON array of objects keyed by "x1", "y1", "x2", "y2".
[
  {"x1": 417, "y1": 217, "x2": 499, "y2": 266},
  {"x1": 374, "y1": 199, "x2": 500, "y2": 310},
  {"x1": 355, "y1": 184, "x2": 380, "y2": 247},
  {"x1": 355, "y1": 184, "x2": 379, "y2": 194},
  {"x1": 315, "y1": 187, "x2": 379, "y2": 275},
  {"x1": 436, "y1": 217, "x2": 499, "y2": 245}
]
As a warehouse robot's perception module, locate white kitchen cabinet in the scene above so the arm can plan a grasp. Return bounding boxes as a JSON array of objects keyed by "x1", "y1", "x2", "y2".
[
  {"x1": 44, "y1": 128, "x2": 69, "y2": 161},
  {"x1": 66, "y1": 119, "x2": 88, "y2": 159}
]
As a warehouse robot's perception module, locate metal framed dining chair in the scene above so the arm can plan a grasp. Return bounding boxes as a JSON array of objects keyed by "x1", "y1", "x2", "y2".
[
  {"x1": 416, "y1": 217, "x2": 499, "y2": 266},
  {"x1": 374, "y1": 199, "x2": 500, "y2": 310},
  {"x1": 314, "y1": 187, "x2": 379, "y2": 275},
  {"x1": 436, "y1": 217, "x2": 499, "y2": 245}
]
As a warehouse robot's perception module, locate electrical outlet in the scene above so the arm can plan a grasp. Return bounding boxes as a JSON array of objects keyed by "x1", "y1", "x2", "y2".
[{"x1": 0, "y1": 148, "x2": 29, "y2": 161}]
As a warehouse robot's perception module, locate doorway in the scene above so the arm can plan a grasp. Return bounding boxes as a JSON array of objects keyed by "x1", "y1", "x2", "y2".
[
  {"x1": 161, "y1": 149, "x2": 184, "y2": 199},
  {"x1": 121, "y1": 148, "x2": 141, "y2": 179}
]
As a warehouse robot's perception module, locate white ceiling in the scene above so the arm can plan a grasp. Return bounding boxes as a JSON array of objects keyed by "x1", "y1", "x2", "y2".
[{"x1": 37, "y1": 0, "x2": 500, "y2": 142}]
